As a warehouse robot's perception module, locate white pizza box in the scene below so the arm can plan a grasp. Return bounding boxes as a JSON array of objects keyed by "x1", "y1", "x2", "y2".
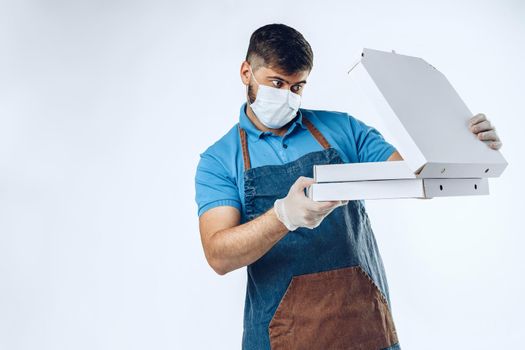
[
  {"x1": 307, "y1": 48, "x2": 507, "y2": 201},
  {"x1": 307, "y1": 177, "x2": 489, "y2": 201},
  {"x1": 314, "y1": 160, "x2": 416, "y2": 183}
]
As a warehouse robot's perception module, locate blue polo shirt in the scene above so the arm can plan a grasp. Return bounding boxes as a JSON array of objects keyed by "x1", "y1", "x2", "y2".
[{"x1": 195, "y1": 103, "x2": 397, "y2": 220}]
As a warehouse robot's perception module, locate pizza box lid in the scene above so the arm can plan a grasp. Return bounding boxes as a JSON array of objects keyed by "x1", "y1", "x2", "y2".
[{"x1": 346, "y1": 48, "x2": 508, "y2": 178}]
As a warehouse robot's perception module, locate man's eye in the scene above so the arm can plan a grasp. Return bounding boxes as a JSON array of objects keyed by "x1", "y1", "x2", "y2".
[
  {"x1": 291, "y1": 85, "x2": 303, "y2": 93},
  {"x1": 272, "y1": 80, "x2": 283, "y2": 88}
]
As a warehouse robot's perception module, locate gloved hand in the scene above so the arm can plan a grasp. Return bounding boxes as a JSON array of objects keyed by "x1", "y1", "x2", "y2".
[
  {"x1": 274, "y1": 176, "x2": 348, "y2": 231},
  {"x1": 469, "y1": 113, "x2": 502, "y2": 150}
]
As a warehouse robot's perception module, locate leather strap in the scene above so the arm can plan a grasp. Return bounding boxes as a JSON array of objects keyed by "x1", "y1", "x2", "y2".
[
  {"x1": 302, "y1": 117, "x2": 332, "y2": 150},
  {"x1": 238, "y1": 125, "x2": 251, "y2": 171}
]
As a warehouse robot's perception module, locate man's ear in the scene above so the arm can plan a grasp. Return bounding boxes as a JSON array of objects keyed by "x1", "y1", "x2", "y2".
[{"x1": 240, "y1": 61, "x2": 251, "y2": 85}]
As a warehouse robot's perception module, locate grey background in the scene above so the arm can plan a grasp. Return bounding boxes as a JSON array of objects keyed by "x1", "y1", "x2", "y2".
[{"x1": 1, "y1": 0, "x2": 524, "y2": 349}]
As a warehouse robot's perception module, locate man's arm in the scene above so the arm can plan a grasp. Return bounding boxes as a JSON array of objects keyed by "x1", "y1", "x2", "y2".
[
  {"x1": 387, "y1": 150, "x2": 403, "y2": 161},
  {"x1": 198, "y1": 176, "x2": 343, "y2": 276},
  {"x1": 199, "y1": 206, "x2": 288, "y2": 275}
]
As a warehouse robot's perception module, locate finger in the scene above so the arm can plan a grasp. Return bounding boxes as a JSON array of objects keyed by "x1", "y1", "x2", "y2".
[
  {"x1": 303, "y1": 217, "x2": 319, "y2": 229},
  {"x1": 478, "y1": 130, "x2": 499, "y2": 141},
  {"x1": 488, "y1": 141, "x2": 502, "y2": 150},
  {"x1": 318, "y1": 200, "x2": 343, "y2": 210},
  {"x1": 305, "y1": 198, "x2": 334, "y2": 213},
  {"x1": 307, "y1": 203, "x2": 332, "y2": 213},
  {"x1": 291, "y1": 176, "x2": 315, "y2": 193},
  {"x1": 469, "y1": 113, "x2": 487, "y2": 126},
  {"x1": 309, "y1": 207, "x2": 336, "y2": 221},
  {"x1": 317, "y1": 205, "x2": 338, "y2": 216},
  {"x1": 470, "y1": 120, "x2": 492, "y2": 133},
  {"x1": 308, "y1": 200, "x2": 341, "y2": 212}
]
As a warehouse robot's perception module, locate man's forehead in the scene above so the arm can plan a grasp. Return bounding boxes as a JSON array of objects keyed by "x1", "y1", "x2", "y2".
[{"x1": 257, "y1": 65, "x2": 309, "y2": 83}]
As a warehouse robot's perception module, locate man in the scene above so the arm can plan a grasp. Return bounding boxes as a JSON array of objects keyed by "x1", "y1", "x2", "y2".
[{"x1": 195, "y1": 24, "x2": 502, "y2": 350}]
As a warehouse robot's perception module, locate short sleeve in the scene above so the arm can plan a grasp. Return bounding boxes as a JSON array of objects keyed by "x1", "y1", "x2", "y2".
[
  {"x1": 195, "y1": 152, "x2": 241, "y2": 216},
  {"x1": 349, "y1": 115, "x2": 397, "y2": 163}
]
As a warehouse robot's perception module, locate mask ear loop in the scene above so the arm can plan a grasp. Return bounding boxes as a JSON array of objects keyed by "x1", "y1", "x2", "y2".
[
  {"x1": 246, "y1": 64, "x2": 259, "y2": 107},
  {"x1": 246, "y1": 81, "x2": 252, "y2": 107},
  {"x1": 248, "y1": 64, "x2": 260, "y2": 85}
]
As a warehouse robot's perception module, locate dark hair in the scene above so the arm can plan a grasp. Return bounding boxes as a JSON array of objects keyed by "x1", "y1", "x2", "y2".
[{"x1": 245, "y1": 24, "x2": 313, "y2": 74}]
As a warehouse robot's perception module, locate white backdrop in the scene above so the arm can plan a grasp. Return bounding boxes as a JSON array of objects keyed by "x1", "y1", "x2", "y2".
[{"x1": 1, "y1": 0, "x2": 524, "y2": 349}]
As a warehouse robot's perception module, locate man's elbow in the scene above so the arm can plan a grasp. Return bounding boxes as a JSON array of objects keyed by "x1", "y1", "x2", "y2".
[
  {"x1": 209, "y1": 259, "x2": 229, "y2": 276},
  {"x1": 204, "y1": 252, "x2": 231, "y2": 276}
]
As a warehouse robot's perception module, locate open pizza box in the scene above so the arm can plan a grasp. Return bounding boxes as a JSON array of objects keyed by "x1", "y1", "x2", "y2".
[{"x1": 307, "y1": 48, "x2": 508, "y2": 201}]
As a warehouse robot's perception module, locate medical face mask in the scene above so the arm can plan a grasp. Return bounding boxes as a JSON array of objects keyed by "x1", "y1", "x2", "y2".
[{"x1": 247, "y1": 66, "x2": 302, "y2": 129}]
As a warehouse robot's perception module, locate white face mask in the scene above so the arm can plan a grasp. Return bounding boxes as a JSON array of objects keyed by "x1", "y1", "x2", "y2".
[{"x1": 247, "y1": 66, "x2": 302, "y2": 129}]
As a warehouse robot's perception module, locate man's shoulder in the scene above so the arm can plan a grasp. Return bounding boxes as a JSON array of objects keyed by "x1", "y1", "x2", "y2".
[{"x1": 300, "y1": 107, "x2": 356, "y2": 128}]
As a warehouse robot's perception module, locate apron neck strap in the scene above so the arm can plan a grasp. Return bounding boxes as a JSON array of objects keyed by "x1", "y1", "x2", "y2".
[
  {"x1": 238, "y1": 115, "x2": 332, "y2": 171},
  {"x1": 302, "y1": 116, "x2": 332, "y2": 150},
  {"x1": 238, "y1": 125, "x2": 252, "y2": 171}
]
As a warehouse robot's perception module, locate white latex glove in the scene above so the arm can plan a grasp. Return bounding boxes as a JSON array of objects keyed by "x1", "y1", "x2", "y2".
[
  {"x1": 274, "y1": 176, "x2": 348, "y2": 231},
  {"x1": 469, "y1": 113, "x2": 502, "y2": 150}
]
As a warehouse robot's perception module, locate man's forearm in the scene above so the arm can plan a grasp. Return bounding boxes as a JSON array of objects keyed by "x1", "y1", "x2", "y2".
[{"x1": 207, "y1": 207, "x2": 289, "y2": 275}]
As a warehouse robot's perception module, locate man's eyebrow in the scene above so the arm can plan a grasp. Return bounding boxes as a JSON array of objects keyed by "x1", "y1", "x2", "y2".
[{"x1": 267, "y1": 75, "x2": 307, "y2": 85}]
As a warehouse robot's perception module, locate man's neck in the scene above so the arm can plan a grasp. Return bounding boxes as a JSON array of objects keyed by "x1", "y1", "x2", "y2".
[{"x1": 245, "y1": 103, "x2": 289, "y2": 137}]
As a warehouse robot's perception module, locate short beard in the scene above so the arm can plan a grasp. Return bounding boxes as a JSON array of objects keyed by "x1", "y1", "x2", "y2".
[{"x1": 247, "y1": 82, "x2": 256, "y2": 104}]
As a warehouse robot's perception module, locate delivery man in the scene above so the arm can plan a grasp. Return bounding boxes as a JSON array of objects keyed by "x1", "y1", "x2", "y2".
[{"x1": 194, "y1": 23, "x2": 502, "y2": 350}]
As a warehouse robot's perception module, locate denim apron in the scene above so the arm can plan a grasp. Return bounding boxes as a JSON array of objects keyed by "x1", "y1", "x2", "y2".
[{"x1": 239, "y1": 116, "x2": 400, "y2": 350}]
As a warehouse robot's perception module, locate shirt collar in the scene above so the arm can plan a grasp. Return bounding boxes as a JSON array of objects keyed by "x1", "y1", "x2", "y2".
[{"x1": 238, "y1": 102, "x2": 307, "y2": 142}]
